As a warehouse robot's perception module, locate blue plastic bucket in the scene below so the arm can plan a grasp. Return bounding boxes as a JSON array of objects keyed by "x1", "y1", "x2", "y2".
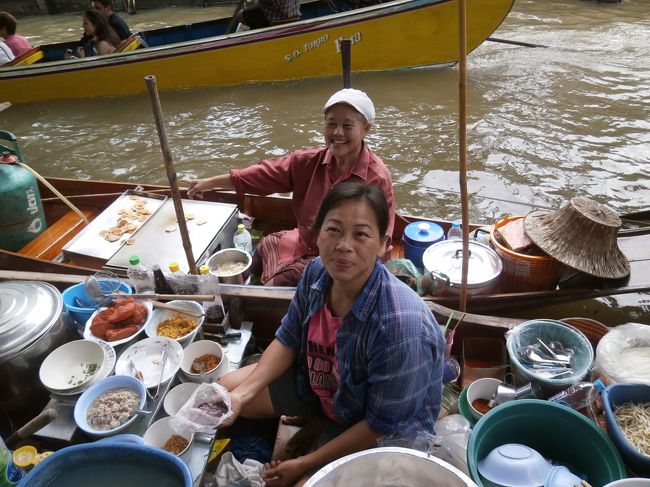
[
  {"x1": 18, "y1": 443, "x2": 192, "y2": 487},
  {"x1": 62, "y1": 281, "x2": 132, "y2": 335},
  {"x1": 402, "y1": 221, "x2": 444, "y2": 269}
]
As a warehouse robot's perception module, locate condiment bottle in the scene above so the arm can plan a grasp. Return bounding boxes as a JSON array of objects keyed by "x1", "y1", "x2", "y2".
[
  {"x1": 168, "y1": 262, "x2": 181, "y2": 274},
  {"x1": 200, "y1": 265, "x2": 225, "y2": 324},
  {"x1": 127, "y1": 255, "x2": 154, "y2": 293},
  {"x1": 152, "y1": 264, "x2": 175, "y2": 295}
]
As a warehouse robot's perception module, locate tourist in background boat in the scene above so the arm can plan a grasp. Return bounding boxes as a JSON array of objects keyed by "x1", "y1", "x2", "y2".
[
  {"x1": 65, "y1": 9, "x2": 120, "y2": 59},
  {"x1": 218, "y1": 182, "x2": 444, "y2": 487},
  {"x1": 184, "y1": 88, "x2": 395, "y2": 286},
  {"x1": 91, "y1": 0, "x2": 132, "y2": 40},
  {"x1": 236, "y1": 0, "x2": 301, "y2": 29},
  {"x1": 0, "y1": 12, "x2": 33, "y2": 57}
]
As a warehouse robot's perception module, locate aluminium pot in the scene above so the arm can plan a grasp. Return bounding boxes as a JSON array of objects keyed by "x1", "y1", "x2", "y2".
[
  {"x1": 0, "y1": 281, "x2": 74, "y2": 433},
  {"x1": 422, "y1": 240, "x2": 503, "y2": 296},
  {"x1": 207, "y1": 248, "x2": 252, "y2": 284}
]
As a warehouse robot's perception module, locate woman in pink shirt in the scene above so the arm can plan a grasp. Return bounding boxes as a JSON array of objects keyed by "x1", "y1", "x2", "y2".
[
  {"x1": 0, "y1": 12, "x2": 33, "y2": 57},
  {"x1": 184, "y1": 88, "x2": 395, "y2": 287}
]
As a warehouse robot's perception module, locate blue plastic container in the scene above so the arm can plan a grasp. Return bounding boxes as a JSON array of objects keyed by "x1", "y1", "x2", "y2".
[
  {"x1": 18, "y1": 442, "x2": 192, "y2": 487},
  {"x1": 62, "y1": 281, "x2": 132, "y2": 335},
  {"x1": 402, "y1": 221, "x2": 444, "y2": 269},
  {"x1": 601, "y1": 383, "x2": 650, "y2": 476}
]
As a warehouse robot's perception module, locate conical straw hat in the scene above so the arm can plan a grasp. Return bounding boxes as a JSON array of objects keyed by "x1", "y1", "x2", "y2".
[{"x1": 523, "y1": 197, "x2": 630, "y2": 279}]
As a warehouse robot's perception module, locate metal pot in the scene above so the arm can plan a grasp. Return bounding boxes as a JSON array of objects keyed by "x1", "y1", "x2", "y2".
[
  {"x1": 422, "y1": 240, "x2": 503, "y2": 296},
  {"x1": 206, "y1": 248, "x2": 252, "y2": 284},
  {"x1": 0, "y1": 281, "x2": 74, "y2": 432}
]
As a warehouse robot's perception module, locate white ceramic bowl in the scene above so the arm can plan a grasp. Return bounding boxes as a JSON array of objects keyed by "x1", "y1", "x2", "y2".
[
  {"x1": 143, "y1": 416, "x2": 194, "y2": 463},
  {"x1": 73, "y1": 375, "x2": 146, "y2": 437},
  {"x1": 466, "y1": 378, "x2": 501, "y2": 420},
  {"x1": 115, "y1": 337, "x2": 184, "y2": 389},
  {"x1": 604, "y1": 480, "x2": 650, "y2": 487},
  {"x1": 478, "y1": 443, "x2": 552, "y2": 487},
  {"x1": 180, "y1": 340, "x2": 229, "y2": 383},
  {"x1": 145, "y1": 300, "x2": 204, "y2": 347},
  {"x1": 164, "y1": 382, "x2": 200, "y2": 416},
  {"x1": 83, "y1": 300, "x2": 153, "y2": 347},
  {"x1": 39, "y1": 340, "x2": 105, "y2": 393}
]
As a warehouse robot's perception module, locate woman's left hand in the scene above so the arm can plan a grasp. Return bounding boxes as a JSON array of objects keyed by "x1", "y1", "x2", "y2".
[{"x1": 262, "y1": 459, "x2": 307, "y2": 487}]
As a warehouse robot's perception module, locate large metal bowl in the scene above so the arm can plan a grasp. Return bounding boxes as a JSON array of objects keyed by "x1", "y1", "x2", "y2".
[
  {"x1": 305, "y1": 447, "x2": 477, "y2": 487},
  {"x1": 206, "y1": 248, "x2": 252, "y2": 284}
]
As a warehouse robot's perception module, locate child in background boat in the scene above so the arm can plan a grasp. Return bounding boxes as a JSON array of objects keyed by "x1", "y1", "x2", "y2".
[
  {"x1": 0, "y1": 12, "x2": 33, "y2": 57},
  {"x1": 183, "y1": 88, "x2": 395, "y2": 286},
  {"x1": 218, "y1": 182, "x2": 445, "y2": 487},
  {"x1": 65, "y1": 9, "x2": 120, "y2": 59},
  {"x1": 237, "y1": 0, "x2": 301, "y2": 29}
]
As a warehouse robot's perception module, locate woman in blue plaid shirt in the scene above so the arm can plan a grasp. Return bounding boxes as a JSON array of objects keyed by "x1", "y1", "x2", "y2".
[{"x1": 219, "y1": 181, "x2": 445, "y2": 486}]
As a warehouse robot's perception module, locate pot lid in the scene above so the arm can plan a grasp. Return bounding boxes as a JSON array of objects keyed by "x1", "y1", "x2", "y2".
[
  {"x1": 402, "y1": 221, "x2": 445, "y2": 247},
  {"x1": 422, "y1": 241, "x2": 503, "y2": 286},
  {"x1": 0, "y1": 281, "x2": 63, "y2": 363}
]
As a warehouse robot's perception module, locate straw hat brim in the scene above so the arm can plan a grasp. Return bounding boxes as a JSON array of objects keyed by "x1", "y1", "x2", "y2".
[{"x1": 524, "y1": 198, "x2": 630, "y2": 280}]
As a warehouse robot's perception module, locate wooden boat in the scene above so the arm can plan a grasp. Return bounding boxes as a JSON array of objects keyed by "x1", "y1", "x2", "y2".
[
  {"x1": 0, "y1": 0, "x2": 514, "y2": 104},
  {"x1": 1, "y1": 176, "x2": 649, "y2": 317}
]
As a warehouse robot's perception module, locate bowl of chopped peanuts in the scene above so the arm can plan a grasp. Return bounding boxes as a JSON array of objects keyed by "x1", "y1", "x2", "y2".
[{"x1": 145, "y1": 300, "x2": 204, "y2": 348}]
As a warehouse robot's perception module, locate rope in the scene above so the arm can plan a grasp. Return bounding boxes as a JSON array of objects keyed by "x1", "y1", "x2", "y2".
[{"x1": 17, "y1": 162, "x2": 89, "y2": 225}]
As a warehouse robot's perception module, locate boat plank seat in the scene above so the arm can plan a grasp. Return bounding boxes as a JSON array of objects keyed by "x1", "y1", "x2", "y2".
[
  {"x1": 3, "y1": 46, "x2": 44, "y2": 66},
  {"x1": 19, "y1": 209, "x2": 96, "y2": 261},
  {"x1": 269, "y1": 16, "x2": 300, "y2": 26}
]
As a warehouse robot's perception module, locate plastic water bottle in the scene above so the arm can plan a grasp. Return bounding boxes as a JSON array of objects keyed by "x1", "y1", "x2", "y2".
[
  {"x1": 548, "y1": 381, "x2": 599, "y2": 410},
  {"x1": 447, "y1": 221, "x2": 462, "y2": 240},
  {"x1": 1, "y1": 436, "x2": 22, "y2": 486},
  {"x1": 233, "y1": 223, "x2": 252, "y2": 254},
  {"x1": 126, "y1": 255, "x2": 154, "y2": 293}
]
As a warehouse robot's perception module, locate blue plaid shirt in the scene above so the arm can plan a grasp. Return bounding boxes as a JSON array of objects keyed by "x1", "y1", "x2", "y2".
[{"x1": 275, "y1": 257, "x2": 444, "y2": 436}]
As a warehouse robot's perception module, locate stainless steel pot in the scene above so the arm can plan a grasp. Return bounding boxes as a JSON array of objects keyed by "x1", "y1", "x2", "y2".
[
  {"x1": 207, "y1": 248, "x2": 252, "y2": 284},
  {"x1": 422, "y1": 240, "x2": 503, "y2": 296},
  {"x1": 0, "y1": 281, "x2": 74, "y2": 431}
]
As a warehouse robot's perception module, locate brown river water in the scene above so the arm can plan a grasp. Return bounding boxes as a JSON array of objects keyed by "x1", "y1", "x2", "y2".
[{"x1": 2, "y1": 0, "x2": 650, "y2": 323}]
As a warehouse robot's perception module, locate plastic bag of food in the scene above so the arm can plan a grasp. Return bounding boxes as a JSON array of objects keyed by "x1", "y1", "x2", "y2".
[
  {"x1": 428, "y1": 414, "x2": 472, "y2": 475},
  {"x1": 198, "y1": 273, "x2": 225, "y2": 324},
  {"x1": 594, "y1": 323, "x2": 650, "y2": 385},
  {"x1": 176, "y1": 382, "x2": 233, "y2": 433}
]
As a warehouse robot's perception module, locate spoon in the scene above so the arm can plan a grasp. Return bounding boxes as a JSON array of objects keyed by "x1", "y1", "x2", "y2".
[
  {"x1": 154, "y1": 349, "x2": 168, "y2": 399},
  {"x1": 518, "y1": 346, "x2": 571, "y2": 365}
]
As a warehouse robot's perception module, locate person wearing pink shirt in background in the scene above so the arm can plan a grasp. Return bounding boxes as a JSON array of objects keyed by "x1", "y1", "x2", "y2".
[
  {"x1": 0, "y1": 12, "x2": 33, "y2": 57},
  {"x1": 183, "y1": 88, "x2": 395, "y2": 287}
]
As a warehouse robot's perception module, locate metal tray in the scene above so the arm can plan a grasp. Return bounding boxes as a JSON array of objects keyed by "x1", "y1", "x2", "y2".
[{"x1": 62, "y1": 190, "x2": 167, "y2": 268}]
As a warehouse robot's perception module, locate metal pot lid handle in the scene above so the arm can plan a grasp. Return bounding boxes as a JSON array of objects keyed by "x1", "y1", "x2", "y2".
[{"x1": 429, "y1": 270, "x2": 451, "y2": 286}]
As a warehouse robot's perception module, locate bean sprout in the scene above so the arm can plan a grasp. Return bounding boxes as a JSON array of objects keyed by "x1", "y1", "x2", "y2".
[{"x1": 614, "y1": 402, "x2": 650, "y2": 456}]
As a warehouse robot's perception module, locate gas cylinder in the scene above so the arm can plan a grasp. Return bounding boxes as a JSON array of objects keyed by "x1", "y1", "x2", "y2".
[{"x1": 0, "y1": 157, "x2": 47, "y2": 251}]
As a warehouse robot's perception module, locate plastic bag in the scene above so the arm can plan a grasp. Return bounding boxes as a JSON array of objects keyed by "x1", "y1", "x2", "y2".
[
  {"x1": 594, "y1": 323, "x2": 650, "y2": 385},
  {"x1": 198, "y1": 273, "x2": 226, "y2": 324},
  {"x1": 377, "y1": 431, "x2": 437, "y2": 452},
  {"x1": 428, "y1": 414, "x2": 472, "y2": 475},
  {"x1": 176, "y1": 382, "x2": 233, "y2": 433}
]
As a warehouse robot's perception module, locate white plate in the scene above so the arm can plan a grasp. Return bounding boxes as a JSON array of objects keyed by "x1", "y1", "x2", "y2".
[
  {"x1": 84, "y1": 300, "x2": 153, "y2": 347},
  {"x1": 115, "y1": 337, "x2": 184, "y2": 389}
]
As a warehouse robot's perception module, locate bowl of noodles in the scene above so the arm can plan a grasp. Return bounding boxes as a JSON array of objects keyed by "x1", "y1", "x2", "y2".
[
  {"x1": 145, "y1": 300, "x2": 204, "y2": 347},
  {"x1": 207, "y1": 248, "x2": 252, "y2": 284}
]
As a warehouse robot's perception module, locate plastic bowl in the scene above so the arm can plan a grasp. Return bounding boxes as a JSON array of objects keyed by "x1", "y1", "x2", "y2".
[
  {"x1": 604, "y1": 480, "x2": 650, "y2": 487},
  {"x1": 544, "y1": 466, "x2": 582, "y2": 487},
  {"x1": 467, "y1": 400, "x2": 626, "y2": 487},
  {"x1": 144, "y1": 416, "x2": 194, "y2": 463},
  {"x1": 145, "y1": 300, "x2": 204, "y2": 347},
  {"x1": 466, "y1": 378, "x2": 501, "y2": 420},
  {"x1": 180, "y1": 340, "x2": 229, "y2": 383},
  {"x1": 601, "y1": 383, "x2": 650, "y2": 476},
  {"x1": 39, "y1": 339, "x2": 105, "y2": 393},
  {"x1": 164, "y1": 382, "x2": 200, "y2": 416},
  {"x1": 478, "y1": 443, "x2": 551, "y2": 487},
  {"x1": 73, "y1": 375, "x2": 146, "y2": 437},
  {"x1": 62, "y1": 281, "x2": 132, "y2": 334},
  {"x1": 506, "y1": 319, "x2": 593, "y2": 395}
]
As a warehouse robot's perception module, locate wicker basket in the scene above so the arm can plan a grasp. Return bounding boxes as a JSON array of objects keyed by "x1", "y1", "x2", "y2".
[
  {"x1": 560, "y1": 317, "x2": 610, "y2": 353},
  {"x1": 490, "y1": 215, "x2": 563, "y2": 292}
]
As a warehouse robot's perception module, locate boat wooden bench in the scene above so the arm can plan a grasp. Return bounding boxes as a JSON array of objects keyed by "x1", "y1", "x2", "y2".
[{"x1": 19, "y1": 209, "x2": 96, "y2": 261}]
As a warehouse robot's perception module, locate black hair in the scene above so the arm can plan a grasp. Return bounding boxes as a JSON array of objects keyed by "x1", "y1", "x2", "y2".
[
  {"x1": 0, "y1": 12, "x2": 18, "y2": 36},
  {"x1": 313, "y1": 181, "x2": 389, "y2": 238},
  {"x1": 83, "y1": 9, "x2": 120, "y2": 47},
  {"x1": 92, "y1": 0, "x2": 114, "y2": 8}
]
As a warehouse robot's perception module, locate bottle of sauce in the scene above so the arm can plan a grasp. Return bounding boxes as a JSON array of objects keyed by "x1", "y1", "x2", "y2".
[
  {"x1": 152, "y1": 264, "x2": 175, "y2": 296},
  {"x1": 200, "y1": 265, "x2": 225, "y2": 324}
]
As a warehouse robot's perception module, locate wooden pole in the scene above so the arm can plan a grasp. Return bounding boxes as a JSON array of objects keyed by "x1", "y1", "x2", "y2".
[
  {"x1": 144, "y1": 75, "x2": 198, "y2": 275},
  {"x1": 457, "y1": 0, "x2": 469, "y2": 312},
  {"x1": 340, "y1": 39, "x2": 352, "y2": 88}
]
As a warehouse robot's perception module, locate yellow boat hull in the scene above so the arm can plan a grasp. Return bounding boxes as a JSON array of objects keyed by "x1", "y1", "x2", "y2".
[{"x1": 1, "y1": 0, "x2": 513, "y2": 104}]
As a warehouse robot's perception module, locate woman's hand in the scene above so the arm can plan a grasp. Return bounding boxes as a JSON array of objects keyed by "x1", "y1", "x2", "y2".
[
  {"x1": 182, "y1": 178, "x2": 213, "y2": 199},
  {"x1": 220, "y1": 390, "x2": 245, "y2": 428},
  {"x1": 262, "y1": 459, "x2": 308, "y2": 487},
  {"x1": 76, "y1": 47, "x2": 85, "y2": 58}
]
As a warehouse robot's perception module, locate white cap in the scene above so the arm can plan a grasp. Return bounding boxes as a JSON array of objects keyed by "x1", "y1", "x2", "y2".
[{"x1": 323, "y1": 88, "x2": 375, "y2": 124}]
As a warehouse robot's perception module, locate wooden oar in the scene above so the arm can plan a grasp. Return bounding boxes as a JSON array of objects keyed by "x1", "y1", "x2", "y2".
[{"x1": 487, "y1": 37, "x2": 548, "y2": 48}]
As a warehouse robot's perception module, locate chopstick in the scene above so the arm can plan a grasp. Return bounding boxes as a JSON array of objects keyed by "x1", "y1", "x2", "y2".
[{"x1": 149, "y1": 300, "x2": 205, "y2": 318}]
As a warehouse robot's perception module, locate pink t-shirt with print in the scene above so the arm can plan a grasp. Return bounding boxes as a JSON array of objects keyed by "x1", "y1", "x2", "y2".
[{"x1": 307, "y1": 305, "x2": 343, "y2": 422}]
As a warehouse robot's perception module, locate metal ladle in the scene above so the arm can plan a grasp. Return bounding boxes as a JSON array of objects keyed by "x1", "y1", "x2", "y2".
[{"x1": 83, "y1": 271, "x2": 122, "y2": 307}]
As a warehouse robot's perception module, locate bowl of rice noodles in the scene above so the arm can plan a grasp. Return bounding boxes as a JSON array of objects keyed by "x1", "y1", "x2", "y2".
[{"x1": 206, "y1": 248, "x2": 252, "y2": 284}]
